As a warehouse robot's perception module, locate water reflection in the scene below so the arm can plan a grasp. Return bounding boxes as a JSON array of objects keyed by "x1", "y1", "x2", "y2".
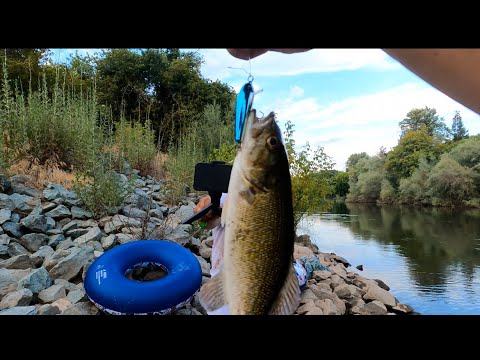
[{"x1": 299, "y1": 203, "x2": 480, "y2": 314}]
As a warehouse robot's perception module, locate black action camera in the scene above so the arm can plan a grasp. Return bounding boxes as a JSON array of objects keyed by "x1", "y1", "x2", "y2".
[{"x1": 180, "y1": 161, "x2": 233, "y2": 225}]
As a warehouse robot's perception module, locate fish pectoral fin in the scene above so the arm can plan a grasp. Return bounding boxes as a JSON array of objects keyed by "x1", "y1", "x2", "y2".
[
  {"x1": 269, "y1": 261, "x2": 301, "y2": 315},
  {"x1": 198, "y1": 270, "x2": 226, "y2": 313},
  {"x1": 239, "y1": 187, "x2": 256, "y2": 205}
]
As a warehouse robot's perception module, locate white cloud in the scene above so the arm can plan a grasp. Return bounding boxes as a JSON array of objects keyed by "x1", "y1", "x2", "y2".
[
  {"x1": 268, "y1": 83, "x2": 480, "y2": 171},
  {"x1": 197, "y1": 49, "x2": 401, "y2": 81},
  {"x1": 289, "y1": 85, "x2": 305, "y2": 99}
]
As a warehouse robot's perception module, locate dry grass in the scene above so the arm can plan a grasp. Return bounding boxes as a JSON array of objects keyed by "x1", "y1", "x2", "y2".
[
  {"x1": 8, "y1": 158, "x2": 79, "y2": 190},
  {"x1": 148, "y1": 152, "x2": 167, "y2": 181}
]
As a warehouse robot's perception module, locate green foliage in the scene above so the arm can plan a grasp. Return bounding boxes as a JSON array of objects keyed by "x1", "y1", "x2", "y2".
[
  {"x1": 73, "y1": 160, "x2": 133, "y2": 218},
  {"x1": 451, "y1": 111, "x2": 469, "y2": 141},
  {"x1": 384, "y1": 127, "x2": 438, "y2": 185},
  {"x1": 284, "y1": 121, "x2": 334, "y2": 228},
  {"x1": 346, "y1": 152, "x2": 369, "y2": 172},
  {"x1": 0, "y1": 62, "x2": 101, "y2": 170},
  {"x1": 163, "y1": 102, "x2": 234, "y2": 205},
  {"x1": 379, "y1": 179, "x2": 396, "y2": 204},
  {"x1": 113, "y1": 117, "x2": 156, "y2": 173},
  {"x1": 426, "y1": 155, "x2": 476, "y2": 206},
  {"x1": 447, "y1": 136, "x2": 480, "y2": 168},
  {"x1": 398, "y1": 157, "x2": 433, "y2": 205},
  {"x1": 208, "y1": 142, "x2": 237, "y2": 164},
  {"x1": 399, "y1": 106, "x2": 450, "y2": 140},
  {"x1": 346, "y1": 151, "x2": 385, "y2": 202}
]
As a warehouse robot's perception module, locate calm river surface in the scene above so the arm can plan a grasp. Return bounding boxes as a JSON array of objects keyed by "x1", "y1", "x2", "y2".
[{"x1": 297, "y1": 203, "x2": 480, "y2": 315}]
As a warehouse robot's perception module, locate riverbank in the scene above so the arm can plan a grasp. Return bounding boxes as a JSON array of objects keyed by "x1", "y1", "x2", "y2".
[{"x1": 0, "y1": 171, "x2": 417, "y2": 315}]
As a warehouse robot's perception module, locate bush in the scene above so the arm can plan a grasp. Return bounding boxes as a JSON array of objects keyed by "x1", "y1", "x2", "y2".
[
  {"x1": 426, "y1": 155, "x2": 476, "y2": 205},
  {"x1": 379, "y1": 179, "x2": 396, "y2": 204}
]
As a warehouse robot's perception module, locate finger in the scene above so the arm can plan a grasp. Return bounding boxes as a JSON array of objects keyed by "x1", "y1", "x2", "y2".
[{"x1": 227, "y1": 49, "x2": 268, "y2": 60}]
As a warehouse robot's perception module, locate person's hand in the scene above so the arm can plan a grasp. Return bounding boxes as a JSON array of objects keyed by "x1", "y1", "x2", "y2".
[
  {"x1": 193, "y1": 195, "x2": 220, "y2": 230},
  {"x1": 227, "y1": 49, "x2": 312, "y2": 61}
]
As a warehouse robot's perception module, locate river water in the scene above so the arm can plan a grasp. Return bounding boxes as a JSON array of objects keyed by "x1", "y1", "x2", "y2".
[{"x1": 297, "y1": 203, "x2": 480, "y2": 315}]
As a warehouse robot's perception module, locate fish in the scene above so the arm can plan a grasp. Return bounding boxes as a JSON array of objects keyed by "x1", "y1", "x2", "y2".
[{"x1": 199, "y1": 109, "x2": 300, "y2": 315}]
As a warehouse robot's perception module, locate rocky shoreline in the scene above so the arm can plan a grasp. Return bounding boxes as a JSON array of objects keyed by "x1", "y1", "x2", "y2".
[{"x1": 0, "y1": 171, "x2": 417, "y2": 315}]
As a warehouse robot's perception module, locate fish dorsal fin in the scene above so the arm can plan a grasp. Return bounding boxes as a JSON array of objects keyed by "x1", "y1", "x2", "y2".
[
  {"x1": 198, "y1": 270, "x2": 227, "y2": 313},
  {"x1": 269, "y1": 260, "x2": 301, "y2": 315}
]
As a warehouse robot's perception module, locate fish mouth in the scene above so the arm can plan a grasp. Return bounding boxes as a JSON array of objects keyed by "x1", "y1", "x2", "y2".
[{"x1": 250, "y1": 112, "x2": 275, "y2": 138}]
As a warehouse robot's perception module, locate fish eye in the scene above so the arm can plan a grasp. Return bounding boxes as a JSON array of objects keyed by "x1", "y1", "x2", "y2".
[{"x1": 267, "y1": 136, "x2": 278, "y2": 148}]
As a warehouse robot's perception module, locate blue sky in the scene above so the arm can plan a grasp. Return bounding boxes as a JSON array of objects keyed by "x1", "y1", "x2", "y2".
[{"x1": 51, "y1": 49, "x2": 480, "y2": 170}]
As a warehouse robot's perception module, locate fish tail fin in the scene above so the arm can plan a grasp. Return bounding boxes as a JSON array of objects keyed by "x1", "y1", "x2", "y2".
[{"x1": 269, "y1": 259, "x2": 301, "y2": 315}]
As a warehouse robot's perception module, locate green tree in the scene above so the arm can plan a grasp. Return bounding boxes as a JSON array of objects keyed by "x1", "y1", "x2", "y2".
[
  {"x1": 399, "y1": 107, "x2": 450, "y2": 140},
  {"x1": 384, "y1": 126, "x2": 440, "y2": 186},
  {"x1": 426, "y1": 155, "x2": 476, "y2": 206},
  {"x1": 284, "y1": 121, "x2": 334, "y2": 228},
  {"x1": 346, "y1": 152, "x2": 369, "y2": 172},
  {"x1": 0, "y1": 48, "x2": 50, "y2": 94},
  {"x1": 451, "y1": 111, "x2": 469, "y2": 141}
]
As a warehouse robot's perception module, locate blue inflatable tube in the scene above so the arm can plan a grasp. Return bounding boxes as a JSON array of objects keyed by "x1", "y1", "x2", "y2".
[{"x1": 84, "y1": 240, "x2": 202, "y2": 315}]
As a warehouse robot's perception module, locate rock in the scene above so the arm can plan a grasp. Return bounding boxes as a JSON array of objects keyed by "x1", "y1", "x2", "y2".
[
  {"x1": 51, "y1": 298, "x2": 72, "y2": 312},
  {"x1": 43, "y1": 189, "x2": 61, "y2": 201},
  {"x1": 2, "y1": 222, "x2": 24, "y2": 238},
  {"x1": 116, "y1": 233, "x2": 134, "y2": 244},
  {"x1": 66, "y1": 228, "x2": 89, "y2": 239},
  {"x1": 38, "y1": 284, "x2": 66, "y2": 303},
  {"x1": 165, "y1": 225, "x2": 191, "y2": 244},
  {"x1": 38, "y1": 304, "x2": 61, "y2": 315},
  {"x1": 101, "y1": 235, "x2": 116, "y2": 250},
  {"x1": 75, "y1": 227, "x2": 102, "y2": 245},
  {"x1": 93, "y1": 251, "x2": 104, "y2": 259},
  {"x1": 74, "y1": 219, "x2": 98, "y2": 228},
  {"x1": 293, "y1": 244, "x2": 314, "y2": 260},
  {"x1": 349, "y1": 298, "x2": 366, "y2": 309},
  {"x1": 7, "y1": 269, "x2": 32, "y2": 282},
  {"x1": 126, "y1": 191, "x2": 150, "y2": 211},
  {"x1": 42, "y1": 202, "x2": 58, "y2": 213},
  {"x1": 352, "y1": 276, "x2": 378, "y2": 290},
  {"x1": 54, "y1": 279, "x2": 78, "y2": 293},
  {"x1": 374, "y1": 279, "x2": 390, "y2": 291},
  {"x1": 71, "y1": 206, "x2": 93, "y2": 220},
  {"x1": 330, "y1": 274, "x2": 344, "y2": 289},
  {"x1": 44, "y1": 205, "x2": 71, "y2": 219},
  {"x1": 48, "y1": 246, "x2": 94, "y2": 281},
  {"x1": 330, "y1": 254, "x2": 351, "y2": 267},
  {"x1": 48, "y1": 234, "x2": 65, "y2": 248},
  {"x1": 0, "y1": 194, "x2": 15, "y2": 210},
  {"x1": 296, "y1": 299, "x2": 317, "y2": 314},
  {"x1": 122, "y1": 205, "x2": 147, "y2": 219},
  {"x1": 0, "y1": 175, "x2": 11, "y2": 192},
  {"x1": 104, "y1": 214, "x2": 141, "y2": 233},
  {"x1": 0, "y1": 305, "x2": 37, "y2": 315},
  {"x1": 18, "y1": 233, "x2": 49, "y2": 252},
  {"x1": 97, "y1": 216, "x2": 112, "y2": 229},
  {"x1": 312, "y1": 270, "x2": 331, "y2": 281},
  {"x1": 204, "y1": 237, "x2": 213, "y2": 248},
  {"x1": 329, "y1": 264, "x2": 347, "y2": 279},
  {"x1": 175, "y1": 205, "x2": 195, "y2": 223},
  {"x1": 11, "y1": 184, "x2": 42, "y2": 198},
  {"x1": 315, "y1": 298, "x2": 337, "y2": 315},
  {"x1": 0, "y1": 244, "x2": 8, "y2": 258},
  {"x1": 0, "y1": 234, "x2": 10, "y2": 246},
  {"x1": 0, "y1": 254, "x2": 35, "y2": 269},
  {"x1": 300, "y1": 289, "x2": 318, "y2": 304},
  {"x1": 334, "y1": 284, "x2": 358, "y2": 300},
  {"x1": 363, "y1": 285, "x2": 396, "y2": 307},
  {"x1": 305, "y1": 307, "x2": 323, "y2": 315},
  {"x1": 356, "y1": 265, "x2": 363, "y2": 271},
  {"x1": 9, "y1": 193, "x2": 40, "y2": 212},
  {"x1": 0, "y1": 268, "x2": 19, "y2": 299},
  {"x1": 46, "y1": 228, "x2": 63, "y2": 236},
  {"x1": 174, "y1": 308, "x2": 192, "y2": 315},
  {"x1": 332, "y1": 293, "x2": 346, "y2": 315},
  {"x1": 164, "y1": 214, "x2": 181, "y2": 229},
  {"x1": 0, "y1": 288, "x2": 33, "y2": 309},
  {"x1": 8, "y1": 242, "x2": 30, "y2": 257},
  {"x1": 32, "y1": 246, "x2": 55, "y2": 260},
  {"x1": 66, "y1": 288, "x2": 87, "y2": 304},
  {"x1": 61, "y1": 301, "x2": 99, "y2": 315},
  {"x1": 56, "y1": 239, "x2": 74, "y2": 251},
  {"x1": 148, "y1": 209, "x2": 164, "y2": 219},
  {"x1": 18, "y1": 267, "x2": 53, "y2": 294},
  {"x1": 82, "y1": 258, "x2": 94, "y2": 282},
  {"x1": 20, "y1": 214, "x2": 49, "y2": 233},
  {"x1": 392, "y1": 303, "x2": 414, "y2": 314},
  {"x1": 199, "y1": 242, "x2": 212, "y2": 260},
  {"x1": 0, "y1": 209, "x2": 12, "y2": 225},
  {"x1": 61, "y1": 221, "x2": 78, "y2": 232},
  {"x1": 194, "y1": 255, "x2": 211, "y2": 277},
  {"x1": 351, "y1": 300, "x2": 387, "y2": 315},
  {"x1": 44, "y1": 182, "x2": 77, "y2": 200}
]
